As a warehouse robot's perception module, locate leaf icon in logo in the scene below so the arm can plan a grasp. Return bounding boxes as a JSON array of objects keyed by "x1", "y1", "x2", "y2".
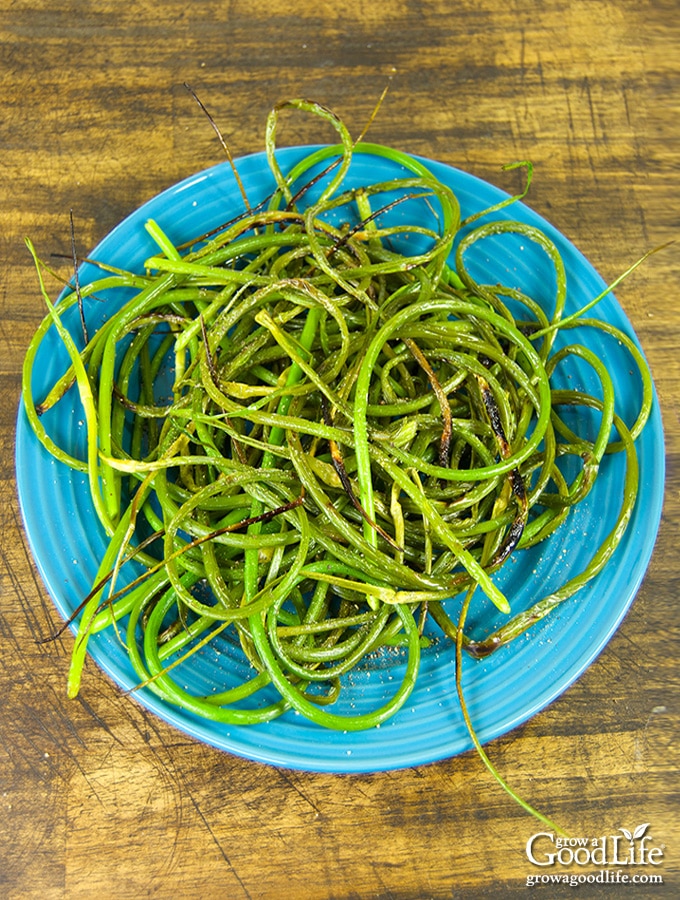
[{"x1": 619, "y1": 824, "x2": 650, "y2": 841}]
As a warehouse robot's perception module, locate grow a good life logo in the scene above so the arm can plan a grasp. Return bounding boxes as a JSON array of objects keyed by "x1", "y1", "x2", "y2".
[{"x1": 525, "y1": 824, "x2": 665, "y2": 888}]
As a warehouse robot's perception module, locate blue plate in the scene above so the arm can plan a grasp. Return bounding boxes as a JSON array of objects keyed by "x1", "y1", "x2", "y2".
[{"x1": 15, "y1": 146, "x2": 665, "y2": 773}]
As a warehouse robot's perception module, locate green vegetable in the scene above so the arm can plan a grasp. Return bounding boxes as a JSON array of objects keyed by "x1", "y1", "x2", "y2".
[{"x1": 23, "y1": 98, "x2": 655, "y2": 834}]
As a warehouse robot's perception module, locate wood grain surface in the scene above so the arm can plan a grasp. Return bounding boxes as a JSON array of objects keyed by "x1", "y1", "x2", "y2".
[{"x1": 1, "y1": 1, "x2": 678, "y2": 897}]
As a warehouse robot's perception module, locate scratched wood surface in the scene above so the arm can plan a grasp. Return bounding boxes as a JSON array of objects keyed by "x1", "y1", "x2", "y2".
[{"x1": 1, "y1": 1, "x2": 678, "y2": 898}]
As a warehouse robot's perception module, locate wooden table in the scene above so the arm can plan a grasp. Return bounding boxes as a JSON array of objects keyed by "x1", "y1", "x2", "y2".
[{"x1": 1, "y1": 1, "x2": 677, "y2": 897}]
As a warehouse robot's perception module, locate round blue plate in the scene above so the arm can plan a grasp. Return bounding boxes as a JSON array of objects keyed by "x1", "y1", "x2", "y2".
[{"x1": 15, "y1": 146, "x2": 665, "y2": 773}]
